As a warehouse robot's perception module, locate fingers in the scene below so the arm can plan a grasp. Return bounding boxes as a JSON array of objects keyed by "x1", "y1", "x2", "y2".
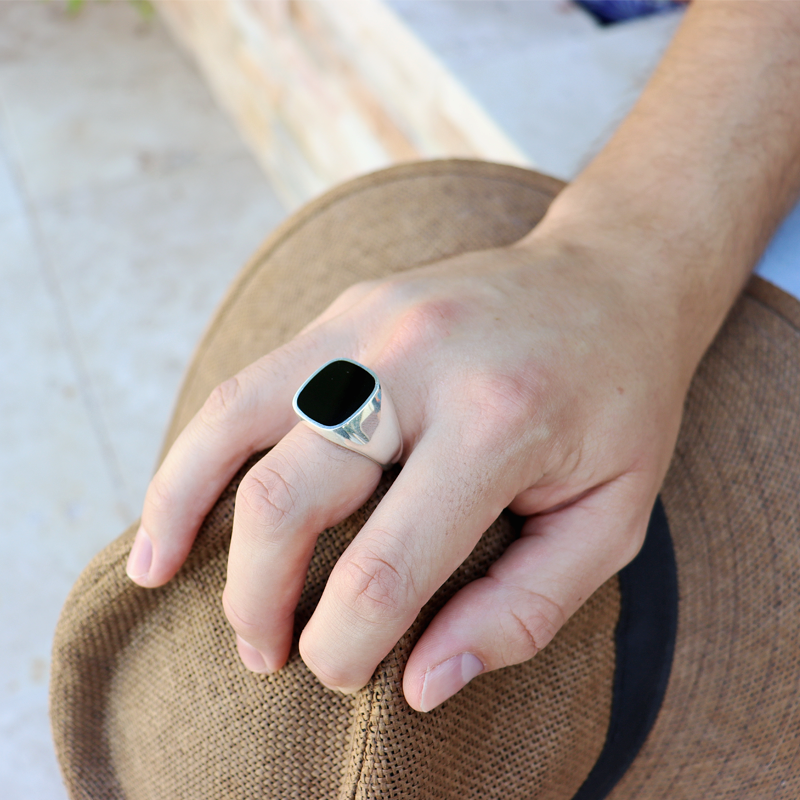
[
  {"x1": 223, "y1": 422, "x2": 381, "y2": 673},
  {"x1": 128, "y1": 326, "x2": 653, "y2": 716},
  {"x1": 127, "y1": 335, "x2": 338, "y2": 587},
  {"x1": 402, "y1": 476, "x2": 654, "y2": 712},
  {"x1": 297, "y1": 431, "x2": 508, "y2": 693}
]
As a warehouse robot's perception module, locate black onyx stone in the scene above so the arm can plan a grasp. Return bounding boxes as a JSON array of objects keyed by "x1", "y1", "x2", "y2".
[{"x1": 297, "y1": 360, "x2": 376, "y2": 427}]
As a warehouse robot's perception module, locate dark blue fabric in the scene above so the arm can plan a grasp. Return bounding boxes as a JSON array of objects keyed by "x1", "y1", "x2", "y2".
[
  {"x1": 572, "y1": 498, "x2": 679, "y2": 799},
  {"x1": 575, "y1": 0, "x2": 684, "y2": 25}
]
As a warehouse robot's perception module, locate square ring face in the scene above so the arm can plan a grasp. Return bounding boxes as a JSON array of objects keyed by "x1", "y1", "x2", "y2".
[{"x1": 295, "y1": 359, "x2": 377, "y2": 428}]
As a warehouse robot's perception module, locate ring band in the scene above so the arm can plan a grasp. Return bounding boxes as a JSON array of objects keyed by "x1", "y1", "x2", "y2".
[{"x1": 292, "y1": 358, "x2": 403, "y2": 469}]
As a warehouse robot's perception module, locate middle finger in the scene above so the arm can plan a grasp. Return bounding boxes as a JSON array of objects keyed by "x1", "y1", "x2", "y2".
[{"x1": 224, "y1": 422, "x2": 381, "y2": 673}]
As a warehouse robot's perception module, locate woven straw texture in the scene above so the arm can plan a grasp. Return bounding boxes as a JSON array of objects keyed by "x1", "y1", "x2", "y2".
[
  {"x1": 608, "y1": 277, "x2": 800, "y2": 799},
  {"x1": 51, "y1": 162, "x2": 619, "y2": 800},
  {"x1": 50, "y1": 161, "x2": 800, "y2": 799}
]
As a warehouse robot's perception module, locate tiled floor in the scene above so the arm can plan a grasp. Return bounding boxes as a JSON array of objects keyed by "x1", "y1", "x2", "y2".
[{"x1": 0, "y1": 3, "x2": 286, "y2": 797}]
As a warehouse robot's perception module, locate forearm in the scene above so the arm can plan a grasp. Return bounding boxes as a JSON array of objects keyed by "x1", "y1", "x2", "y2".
[{"x1": 527, "y1": 0, "x2": 800, "y2": 375}]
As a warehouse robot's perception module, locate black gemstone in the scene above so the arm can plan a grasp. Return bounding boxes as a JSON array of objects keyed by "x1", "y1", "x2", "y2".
[{"x1": 297, "y1": 360, "x2": 376, "y2": 427}]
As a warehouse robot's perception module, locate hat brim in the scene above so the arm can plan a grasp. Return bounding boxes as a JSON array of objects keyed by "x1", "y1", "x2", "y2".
[{"x1": 50, "y1": 160, "x2": 800, "y2": 799}]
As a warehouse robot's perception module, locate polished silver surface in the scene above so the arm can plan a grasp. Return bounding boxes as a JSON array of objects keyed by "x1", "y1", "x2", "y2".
[{"x1": 292, "y1": 359, "x2": 403, "y2": 469}]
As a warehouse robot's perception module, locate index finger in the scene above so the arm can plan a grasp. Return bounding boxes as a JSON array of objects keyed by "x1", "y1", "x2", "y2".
[{"x1": 128, "y1": 336, "x2": 338, "y2": 587}]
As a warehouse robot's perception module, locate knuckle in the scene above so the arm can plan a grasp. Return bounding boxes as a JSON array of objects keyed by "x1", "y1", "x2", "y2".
[
  {"x1": 457, "y1": 369, "x2": 541, "y2": 448},
  {"x1": 362, "y1": 276, "x2": 413, "y2": 308},
  {"x1": 222, "y1": 588, "x2": 264, "y2": 641},
  {"x1": 201, "y1": 375, "x2": 246, "y2": 429},
  {"x1": 224, "y1": 586, "x2": 295, "y2": 639},
  {"x1": 336, "y1": 545, "x2": 414, "y2": 624},
  {"x1": 338, "y1": 279, "x2": 376, "y2": 303},
  {"x1": 236, "y1": 466, "x2": 300, "y2": 540},
  {"x1": 378, "y1": 296, "x2": 464, "y2": 367},
  {"x1": 495, "y1": 584, "x2": 568, "y2": 665},
  {"x1": 145, "y1": 470, "x2": 176, "y2": 519}
]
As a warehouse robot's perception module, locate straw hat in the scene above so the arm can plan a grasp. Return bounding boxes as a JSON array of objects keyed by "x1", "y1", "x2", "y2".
[{"x1": 50, "y1": 160, "x2": 800, "y2": 799}]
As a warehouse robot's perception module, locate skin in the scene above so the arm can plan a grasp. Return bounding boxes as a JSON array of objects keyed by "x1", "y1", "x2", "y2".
[{"x1": 127, "y1": 0, "x2": 800, "y2": 713}]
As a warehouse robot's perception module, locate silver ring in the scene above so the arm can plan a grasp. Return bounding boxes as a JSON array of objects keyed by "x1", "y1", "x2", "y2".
[{"x1": 292, "y1": 358, "x2": 403, "y2": 469}]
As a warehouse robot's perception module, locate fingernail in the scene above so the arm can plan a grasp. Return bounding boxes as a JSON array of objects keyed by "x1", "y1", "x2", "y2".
[
  {"x1": 236, "y1": 635, "x2": 271, "y2": 674},
  {"x1": 126, "y1": 526, "x2": 153, "y2": 582},
  {"x1": 419, "y1": 652, "x2": 484, "y2": 712}
]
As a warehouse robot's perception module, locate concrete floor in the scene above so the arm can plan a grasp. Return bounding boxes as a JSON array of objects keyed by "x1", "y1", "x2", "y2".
[{"x1": 0, "y1": 3, "x2": 286, "y2": 797}]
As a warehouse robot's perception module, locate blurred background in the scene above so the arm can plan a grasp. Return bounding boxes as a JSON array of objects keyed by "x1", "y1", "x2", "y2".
[{"x1": 0, "y1": 1, "x2": 687, "y2": 797}]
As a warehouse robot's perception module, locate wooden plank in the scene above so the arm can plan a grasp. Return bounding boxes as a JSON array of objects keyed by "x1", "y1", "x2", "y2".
[{"x1": 157, "y1": 0, "x2": 530, "y2": 207}]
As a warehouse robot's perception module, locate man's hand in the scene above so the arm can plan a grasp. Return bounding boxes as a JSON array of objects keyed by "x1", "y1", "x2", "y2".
[
  {"x1": 127, "y1": 0, "x2": 800, "y2": 712},
  {"x1": 127, "y1": 229, "x2": 693, "y2": 712}
]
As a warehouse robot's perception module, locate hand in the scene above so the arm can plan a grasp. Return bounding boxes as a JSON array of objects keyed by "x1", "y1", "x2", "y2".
[
  {"x1": 127, "y1": 225, "x2": 696, "y2": 712},
  {"x1": 130, "y1": 0, "x2": 800, "y2": 712}
]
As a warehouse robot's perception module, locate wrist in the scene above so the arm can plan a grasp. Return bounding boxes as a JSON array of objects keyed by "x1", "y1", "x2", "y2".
[
  {"x1": 510, "y1": 0, "x2": 800, "y2": 382},
  {"x1": 514, "y1": 183, "x2": 741, "y2": 384}
]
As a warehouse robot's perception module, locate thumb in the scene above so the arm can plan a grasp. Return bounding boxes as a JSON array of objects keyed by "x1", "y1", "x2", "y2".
[{"x1": 402, "y1": 477, "x2": 654, "y2": 712}]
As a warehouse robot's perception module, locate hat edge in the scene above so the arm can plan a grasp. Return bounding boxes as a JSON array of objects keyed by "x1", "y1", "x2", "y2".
[
  {"x1": 746, "y1": 274, "x2": 800, "y2": 331},
  {"x1": 156, "y1": 159, "x2": 565, "y2": 466}
]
